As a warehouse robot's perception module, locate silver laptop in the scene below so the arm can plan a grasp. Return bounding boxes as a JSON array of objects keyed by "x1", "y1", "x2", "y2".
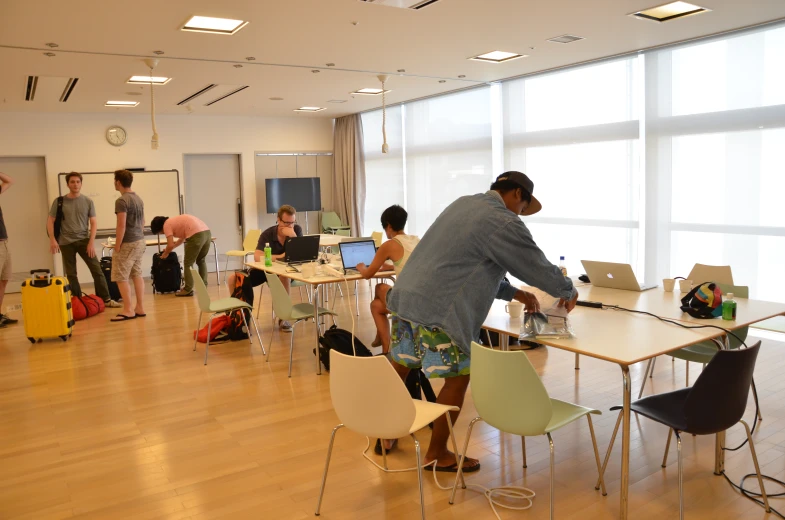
[
  {"x1": 338, "y1": 239, "x2": 376, "y2": 273},
  {"x1": 581, "y1": 260, "x2": 658, "y2": 292}
]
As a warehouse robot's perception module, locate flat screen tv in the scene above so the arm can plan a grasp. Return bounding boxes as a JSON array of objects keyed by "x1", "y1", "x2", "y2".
[{"x1": 265, "y1": 177, "x2": 321, "y2": 213}]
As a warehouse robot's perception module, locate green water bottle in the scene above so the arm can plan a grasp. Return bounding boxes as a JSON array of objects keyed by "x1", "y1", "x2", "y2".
[
  {"x1": 722, "y1": 293, "x2": 736, "y2": 321},
  {"x1": 264, "y1": 242, "x2": 272, "y2": 267}
]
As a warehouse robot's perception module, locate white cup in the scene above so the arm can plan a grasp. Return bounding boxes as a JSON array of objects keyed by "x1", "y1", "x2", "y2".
[
  {"x1": 505, "y1": 301, "x2": 523, "y2": 318},
  {"x1": 679, "y1": 279, "x2": 693, "y2": 293},
  {"x1": 662, "y1": 278, "x2": 676, "y2": 292},
  {"x1": 300, "y1": 262, "x2": 315, "y2": 278}
]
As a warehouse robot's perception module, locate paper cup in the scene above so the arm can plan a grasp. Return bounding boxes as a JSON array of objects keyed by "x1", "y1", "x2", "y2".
[
  {"x1": 505, "y1": 302, "x2": 523, "y2": 318},
  {"x1": 300, "y1": 263, "x2": 315, "y2": 278},
  {"x1": 679, "y1": 279, "x2": 693, "y2": 293},
  {"x1": 663, "y1": 278, "x2": 675, "y2": 292}
]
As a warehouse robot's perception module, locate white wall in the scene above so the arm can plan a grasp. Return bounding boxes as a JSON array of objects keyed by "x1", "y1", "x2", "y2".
[{"x1": 0, "y1": 111, "x2": 333, "y2": 279}]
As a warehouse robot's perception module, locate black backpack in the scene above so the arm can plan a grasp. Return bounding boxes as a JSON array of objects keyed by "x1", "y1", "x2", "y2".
[
  {"x1": 151, "y1": 252, "x2": 182, "y2": 294},
  {"x1": 100, "y1": 256, "x2": 122, "y2": 301},
  {"x1": 317, "y1": 325, "x2": 373, "y2": 371}
]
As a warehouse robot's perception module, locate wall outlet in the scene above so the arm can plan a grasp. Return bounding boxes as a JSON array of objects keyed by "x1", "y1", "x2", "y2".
[{"x1": 6, "y1": 304, "x2": 22, "y2": 313}]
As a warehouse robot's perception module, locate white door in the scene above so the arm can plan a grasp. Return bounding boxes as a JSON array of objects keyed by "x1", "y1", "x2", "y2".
[
  {"x1": 184, "y1": 154, "x2": 242, "y2": 272},
  {"x1": 0, "y1": 157, "x2": 52, "y2": 293}
]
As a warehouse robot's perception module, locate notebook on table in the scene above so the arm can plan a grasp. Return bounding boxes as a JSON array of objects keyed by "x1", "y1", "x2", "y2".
[
  {"x1": 274, "y1": 235, "x2": 320, "y2": 265},
  {"x1": 580, "y1": 260, "x2": 657, "y2": 292},
  {"x1": 338, "y1": 240, "x2": 377, "y2": 273}
]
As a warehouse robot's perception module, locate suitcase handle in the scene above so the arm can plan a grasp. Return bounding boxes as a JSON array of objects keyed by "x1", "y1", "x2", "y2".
[
  {"x1": 30, "y1": 269, "x2": 52, "y2": 287},
  {"x1": 30, "y1": 269, "x2": 51, "y2": 275}
]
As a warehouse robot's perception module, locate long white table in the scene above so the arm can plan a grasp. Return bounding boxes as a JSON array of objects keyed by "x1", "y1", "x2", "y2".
[{"x1": 482, "y1": 286, "x2": 785, "y2": 519}]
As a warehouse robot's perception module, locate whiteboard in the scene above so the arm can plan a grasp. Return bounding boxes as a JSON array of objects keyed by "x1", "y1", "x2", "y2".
[{"x1": 58, "y1": 170, "x2": 181, "y2": 233}]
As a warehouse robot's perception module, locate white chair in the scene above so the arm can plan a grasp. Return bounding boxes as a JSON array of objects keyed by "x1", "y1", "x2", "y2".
[
  {"x1": 315, "y1": 350, "x2": 463, "y2": 519},
  {"x1": 223, "y1": 229, "x2": 261, "y2": 282},
  {"x1": 687, "y1": 263, "x2": 733, "y2": 285}
]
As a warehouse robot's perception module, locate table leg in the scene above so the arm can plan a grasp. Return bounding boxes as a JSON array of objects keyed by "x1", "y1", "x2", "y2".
[
  {"x1": 314, "y1": 283, "x2": 322, "y2": 375},
  {"x1": 575, "y1": 353, "x2": 580, "y2": 370},
  {"x1": 620, "y1": 365, "x2": 631, "y2": 519},
  {"x1": 714, "y1": 431, "x2": 725, "y2": 474},
  {"x1": 212, "y1": 241, "x2": 220, "y2": 286}
]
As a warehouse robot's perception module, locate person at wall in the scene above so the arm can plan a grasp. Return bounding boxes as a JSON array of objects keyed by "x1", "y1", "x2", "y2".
[
  {"x1": 227, "y1": 204, "x2": 301, "y2": 331},
  {"x1": 355, "y1": 205, "x2": 419, "y2": 353},
  {"x1": 385, "y1": 171, "x2": 579, "y2": 472},
  {"x1": 0, "y1": 171, "x2": 17, "y2": 328},
  {"x1": 47, "y1": 172, "x2": 122, "y2": 308},
  {"x1": 150, "y1": 214, "x2": 212, "y2": 297},
  {"x1": 110, "y1": 169, "x2": 146, "y2": 322}
]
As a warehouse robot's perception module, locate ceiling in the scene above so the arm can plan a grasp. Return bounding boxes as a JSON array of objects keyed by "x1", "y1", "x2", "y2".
[{"x1": 1, "y1": 0, "x2": 784, "y2": 119}]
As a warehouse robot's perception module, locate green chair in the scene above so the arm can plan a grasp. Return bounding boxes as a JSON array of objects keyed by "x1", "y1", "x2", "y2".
[
  {"x1": 191, "y1": 268, "x2": 265, "y2": 365},
  {"x1": 266, "y1": 273, "x2": 337, "y2": 377},
  {"x1": 321, "y1": 211, "x2": 351, "y2": 236},
  {"x1": 639, "y1": 284, "x2": 750, "y2": 398},
  {"x1": 450, "y1": 343, "x2": 606, "y2": 518}
]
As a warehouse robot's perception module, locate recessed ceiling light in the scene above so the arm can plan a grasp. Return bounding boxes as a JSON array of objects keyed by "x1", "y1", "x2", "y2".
[
  {"x1": 469, "y1": 51, "x2": 527, "y2": 63},
  {"x1": 233, "y1": 64, "x2": 243, "y2": 68},
  {"x1": 105, "y1": 101, "x2": 139, "y2": 107},
  {"x1": 351, "y1": 88, "x2": 391, "y2": 95},
  {"x1": 312, "y1": 70, "x2": 320, "y2": 73},
  {"x1": 632, "y1": 1, "x2": 709, "y2": 22},
  {"x1": 438, "y1": 80, "x2": 446, "y2": 83},
  {"x1": 326, "y1": 63, "x2": 335, "y2": 67},
  {"x1": 397, "y1": 69, "x2": 406, "y2": 73},
  {"x1": 153, "y1": 50, "x2": 165, "y2": 55},
  {"x1": 294, "y1": 107, "x2": 326, "y2": 112},
  {"x1": 547, "y1": 34, "x2": 584, "y2": 44},
  {"x1": 181, "y1": 15, "x2": 249, "y2": 35},
  {"x1": 328, "y1": 100, "x2": 347, "y2": 104},
  {"x1": 245, "y1": 57, "x2": 256, "y2": 61},
  {"x1": 269, "y1": 97, "x2": 284, "y2": 101},
  {"x1": 43, "y1": 52, "x2": 56, "y2": 57},
  {"x1": 127, "y1": 76, "x2": 172, "y2": 85},
  {"x1": 45, "y1": 42, "x2": 58, "y2": 48},
  {"x1": 457, "y1": 75, "x2": 466, "y2": 78}
]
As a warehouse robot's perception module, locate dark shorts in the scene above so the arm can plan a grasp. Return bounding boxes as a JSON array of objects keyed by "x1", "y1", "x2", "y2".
[{"x1": 390, "y1": 315, "x2": 470, "y2": 379}]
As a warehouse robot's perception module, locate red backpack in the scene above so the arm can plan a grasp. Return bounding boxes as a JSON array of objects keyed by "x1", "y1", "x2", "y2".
[
  {"x1": 194, "y1": 315, "x2": 230, "y2": 343},
  {"x1": 71, "y1": 294, "x2": 106, "y2": 321}
]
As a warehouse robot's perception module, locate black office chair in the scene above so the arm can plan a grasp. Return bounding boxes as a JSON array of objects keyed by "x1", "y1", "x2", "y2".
[{"x1": 597, "y1": 341, "x2": 769, "y2": 519}]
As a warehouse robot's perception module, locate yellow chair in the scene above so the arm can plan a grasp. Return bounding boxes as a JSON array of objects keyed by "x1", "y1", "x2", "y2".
[
  {"x1": 687, "y1": 263, "x2": 734, "y2": 285},
  {"x1": 371, "y1": 231, "x2": 383, "y2": 248},
  {"x1": 223, "y1": 229, "x2": 261, "y2": 282}
]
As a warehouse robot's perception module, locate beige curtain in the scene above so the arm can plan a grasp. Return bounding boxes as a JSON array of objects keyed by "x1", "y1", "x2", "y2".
[{"x1": 331, "y1": 114, "x2": 366, "y2": 237}]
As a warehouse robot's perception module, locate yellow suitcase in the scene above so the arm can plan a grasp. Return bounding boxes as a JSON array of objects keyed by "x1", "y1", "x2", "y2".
[{"x1": 21, "y1": 269, "x2": 74, "y2": 343}]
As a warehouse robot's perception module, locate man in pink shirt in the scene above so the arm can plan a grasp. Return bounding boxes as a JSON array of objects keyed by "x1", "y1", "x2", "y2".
[{"x1": 150, "y1": 214, "x2": 211, "y2": 297}]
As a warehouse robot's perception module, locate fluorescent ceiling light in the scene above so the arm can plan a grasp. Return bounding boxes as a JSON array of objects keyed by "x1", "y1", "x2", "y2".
[
  {"x1": 469, "y1": 51, "x2": 527, "y2": 63},
  {"x1": 632, "y1": 2, "x2": 709, "y2": 22},
  {"x1": 351, "y1": 88, "x2": 391, "y2": 95},
  {"x1": 127, "y1": 76, "x2": 172, "y2": 85},
  {"x1": 294, "y1": 107, "x2": 326, "y2": 112},
  {"x1": 105, "y1": 101, "x2": 139, "y2": 107},
  {"x1": 181, "y1": 15, "x2": 249, "y2": 35}
]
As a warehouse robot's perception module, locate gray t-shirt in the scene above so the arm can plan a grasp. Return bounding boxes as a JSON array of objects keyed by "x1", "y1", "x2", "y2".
[
  {"x1": 115, "y1": 192, "x2": 145, "y2": 243},
  {"x1": 49, "y1": 195, "x2": 96, "y2": 245}
]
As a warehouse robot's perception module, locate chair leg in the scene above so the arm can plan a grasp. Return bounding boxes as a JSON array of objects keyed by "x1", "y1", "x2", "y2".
[
  {"x1": 662, "y1": 428, "x2": 673, "y2": 467},
  {"x1": 412, "y1": 433, "x2": 426, "y2": 520},
  {"x1": 548, "y1": 432, "x2": 555, "y2": 520},
  {"x1": 685, "y1": 361, "x2": 689, "y2": 387},
  {"x1": 639, "y1": 358, "x2": 653, "y2": 399},
  {"x1": 223, "y1": 256, "x2": 230, "y2": 283},
  {"x1": 256, "y1": 285, "x2": 265, "y2": 320},
  {"x1": 450, "y1": 417, "x2": 481, "y2": 504},
  {"x1": 575, "y1": 353, "x2": 580, "y2": 370},
  {"x1": 381, "y1": 438, "x2": 388, "y2": 471},
  {"x1": 314, "y1": 424, "x2": 344, "y2": 516},
  {"x1": 587, "y1": 415, "x2": 607, "y2": 496},
  {"x1": 522, "y1": 436, "x2": 527, "y2": 468},
  {"x1": 650, "y1": 356, "x2": 656, "y2": 376},
  {"x1": 597, "y1": 410, "x2": 622, "y2": 492},
  {"x1": 445, "y1": 412, "x2": 466, "y2": 490},
  {"x1": 193, "y1": 312, "x2": 202, "y2": 352},
  {"x1": 288, "y1": 321, "x2": 299, "y2": 377},
  {"x1": 751, "y1": 379, "x2": 763, "y2": 422},
  {"x1": 204, "y1": 314, "x2": 213, "y2": 365},
  {"x1": 677, "y1": 432, "x2": 684, "y2": 520},
  {"x1": 355, "y1": 280, "x2": 359, "y2": 316},
  {"x1": 741, "y1": 419, "x2": 771, "y2": 512},
  {"x1": 266, "y1": 306, "x2": 275, "y2": 362},
  {"x1": 248, "y1": 312, "x2": 266, "y2": 356},
  {"x1": 240, "y1": 309, "x2": 253, "y2": 346}
]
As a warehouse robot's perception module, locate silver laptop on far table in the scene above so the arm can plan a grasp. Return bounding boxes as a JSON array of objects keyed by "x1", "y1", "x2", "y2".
[
  {"x1": 580, "y1": 260, "x2": 658, "y2": 292},
  {"x1": 338, "y1": 240, "x2": 376, "y2": 273}
]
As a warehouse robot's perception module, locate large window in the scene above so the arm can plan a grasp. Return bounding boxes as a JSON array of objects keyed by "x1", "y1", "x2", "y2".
[{"x1": 361, "y1": 107, "x2": 403, "y2": 234}]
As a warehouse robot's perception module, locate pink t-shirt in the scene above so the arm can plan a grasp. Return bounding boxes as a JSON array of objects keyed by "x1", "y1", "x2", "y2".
[{"x1": 162, "y1": 214, "x2": 209, "y2": 239}]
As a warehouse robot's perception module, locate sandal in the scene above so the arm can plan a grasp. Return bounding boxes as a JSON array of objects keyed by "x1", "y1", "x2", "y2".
[
  {"x1": 110, "y1": 314, "x2": 136, "y2": 322},
  {"x1": 433, "y1": 459, "x2": 481, "y2": 473}
]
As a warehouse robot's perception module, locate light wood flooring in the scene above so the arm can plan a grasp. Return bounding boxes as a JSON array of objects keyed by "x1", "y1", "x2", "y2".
[{"x1": 1, "y1": 280, "x2": 784, "y2": 519}]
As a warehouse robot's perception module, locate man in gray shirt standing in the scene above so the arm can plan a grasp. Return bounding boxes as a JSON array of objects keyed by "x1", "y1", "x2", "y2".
[
  {"x1": 110, "y1": 170, "x2": 146, "y2": 321},
  {"x1": 47, "y1": 172, "x2": 121, "y2": 307},
  {"x1": 386, "y1": 171, "x2": 579, "y2": 473}
]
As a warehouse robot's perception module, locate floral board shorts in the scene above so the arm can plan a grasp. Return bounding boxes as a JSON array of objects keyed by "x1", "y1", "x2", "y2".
[{"x1": 390, "y1": 315, "x2": 471, "y2": 379}]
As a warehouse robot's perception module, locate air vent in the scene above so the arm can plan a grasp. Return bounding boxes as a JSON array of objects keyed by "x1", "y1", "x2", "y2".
[
  {"x1": 358, "y1": 0, "x2": 440, "y2": 10},
  {"x1": 25, "y1": 76, "x2": 39, "y2": 101},
  {"x1": 59, "y1": 78, "x2": 78, "y2": 102},
  {"x1": 204, "y1": 86, "x2": 249, "y2": 106},
  {"x1": 548, "y1": 34, "x2": 584, "y2": 44},
  {"x1": 177, "y1": 84, "x2": 217, "y2": 105}
]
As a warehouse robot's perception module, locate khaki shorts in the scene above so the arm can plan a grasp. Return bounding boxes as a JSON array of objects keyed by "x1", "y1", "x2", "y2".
[
  {"x1": 111, "y1": 240, "x2": 146, "y2": 282},
  {"x1": 0, "y1": 240, "x2": 10, "y2": 281}
]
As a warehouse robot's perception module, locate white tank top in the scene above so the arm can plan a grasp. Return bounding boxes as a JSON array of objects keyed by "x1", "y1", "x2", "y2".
[{"x1": 391, "y1": 234, "x2": 420, "y2": 276}]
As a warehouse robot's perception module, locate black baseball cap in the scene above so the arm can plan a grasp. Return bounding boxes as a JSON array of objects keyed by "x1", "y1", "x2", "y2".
[{"x1": 494, "y1": 171, "x2": 542, "y2": 216}]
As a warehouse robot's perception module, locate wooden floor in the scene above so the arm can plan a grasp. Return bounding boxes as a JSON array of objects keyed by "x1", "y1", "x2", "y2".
[{"x1": 1, "y1": 280, "x2": 784, "y2": 519}]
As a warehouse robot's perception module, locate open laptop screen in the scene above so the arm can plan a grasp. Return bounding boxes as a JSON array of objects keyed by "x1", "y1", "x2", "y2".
[{"x1": 339, "y1": 240, "x2": 376, "y2": 270}]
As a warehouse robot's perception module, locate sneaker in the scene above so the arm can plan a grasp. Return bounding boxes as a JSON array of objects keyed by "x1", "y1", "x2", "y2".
[
  {"x1": 279, "y1": 320, "x2": 292, "y2": 332},
  {"x1": 104, "y1": 300, "x2": 123, "y2": 308},
  {"x1": 175, "y1": 290, "x2": 194, "y2": 297},
  {"x1": 0, "y1": 314, "x2": 18, "y2": 325}
]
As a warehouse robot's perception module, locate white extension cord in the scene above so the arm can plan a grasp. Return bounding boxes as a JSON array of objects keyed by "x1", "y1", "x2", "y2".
[{"x1": 321, "y1": 262, "x2": 536, "y2": 519}]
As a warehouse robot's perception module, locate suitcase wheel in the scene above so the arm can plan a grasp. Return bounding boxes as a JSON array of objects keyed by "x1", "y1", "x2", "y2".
[
  {"x1": 28, "y1": 337, "x2": 35, "y2": 344},
  {"x1": 60, "y1": 335, "x2": 68, "y2": 342}
]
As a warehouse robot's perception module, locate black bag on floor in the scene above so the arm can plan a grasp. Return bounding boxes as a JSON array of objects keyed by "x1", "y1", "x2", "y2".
[
  {"x1": 317, "y1": 325, "x2": 373, "y2": 371},
  {"x1": 151, "y1": 252, "x2": 182, "y2": 294},
  {"x1": 100, "y1": 256, "x2": 122, "y2": 301}
]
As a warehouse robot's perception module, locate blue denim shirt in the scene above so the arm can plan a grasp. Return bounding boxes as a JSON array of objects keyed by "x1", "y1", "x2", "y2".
[{"x1": 387, "y1": 191, "x2": 577, "y2": 355}]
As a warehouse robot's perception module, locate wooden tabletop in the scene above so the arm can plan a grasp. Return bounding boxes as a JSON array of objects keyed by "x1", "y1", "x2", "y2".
[
  {"x1": 101, "y1": 237, "x2": 217, "y2": 249},
  {"x1": 245, "y1": 260, "x2": 393, "y2": 286}
]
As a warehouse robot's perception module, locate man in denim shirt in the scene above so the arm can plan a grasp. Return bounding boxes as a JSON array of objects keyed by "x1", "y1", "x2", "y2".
[{"x1": 386, "y1": 171, "x2": 579, "y2": 472}]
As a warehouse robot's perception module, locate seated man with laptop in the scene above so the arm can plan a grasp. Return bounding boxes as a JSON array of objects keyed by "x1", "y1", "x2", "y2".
[{"x1": 228, "y1": 204, "x2": 302, "y2": 331}]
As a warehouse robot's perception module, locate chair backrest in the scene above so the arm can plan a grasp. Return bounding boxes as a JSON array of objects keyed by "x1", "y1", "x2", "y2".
[
  {"x1": 243, "y1": 229, "x2": 262, "y2": 252},
  {"x1": 688, "y1": 264, "x2": 734, "y2": 285},
  {"x1": 684, "y1": 341, "x2": 760, "y2": 435},
  {"x1": 470, "y1": 342, "x2": 553, "y2": 436},
  {"x1": 330, "y1": 350, "x2": 416, "y2": 438},
  {"x1": 717, "y1": 283, "x2": 749, "y2": 349},
  {"x1": 266, "y1": 273, "x2": 294, "y2": 319},
  {"x1": 321, "y1": 212, "x2": 343, "y2": 231},
  {"x1": 190, "y1": 268, "x2": 212, "y2": 313},
  {"x1": 371, "y1": 231, "x2": 383, "y2": 248}
]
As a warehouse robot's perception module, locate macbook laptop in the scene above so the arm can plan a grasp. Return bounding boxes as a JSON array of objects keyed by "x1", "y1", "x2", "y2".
[
  {"x1": 580, "y1": 260, "x2": 658, "y2": 292},
  {"x1": 338, "y1": 239, "x2": 376, "y2": 273},
  {"x1": 276, "y1": 235, "x2": 320, "y2": 265}
]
